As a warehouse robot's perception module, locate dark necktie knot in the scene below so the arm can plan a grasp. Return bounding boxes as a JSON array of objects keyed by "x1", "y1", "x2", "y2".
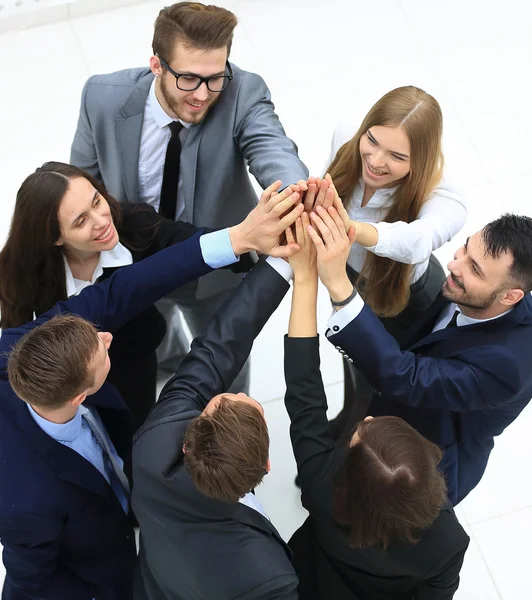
[
  {"x1": 446, "y1": 309, "x2": 460, "y2": 329},
  {"x1": 168, "y1": 120, "x2": 184, "y2": 137}
]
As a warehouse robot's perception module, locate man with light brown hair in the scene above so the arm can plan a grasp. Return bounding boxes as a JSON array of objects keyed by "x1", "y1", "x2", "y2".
[
  {"x1": 71, "y1": 1, "x2": 308, "y2": 393},
  {"x1": 132, "y1": 255, "x2": 299, "y2": 599}
]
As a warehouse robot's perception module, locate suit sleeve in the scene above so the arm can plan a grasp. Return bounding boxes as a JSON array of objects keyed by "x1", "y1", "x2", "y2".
[
  {"x1": 414, "y1": 545, "x2": 467, "y2": 600},
  {"x1": 328, "y1": 304, "x2": 525, "y2": 412},
  {"x1": 283, "y1": 336, "x2": 337, "y2": 503},
  {"x1": 0, "y1": 512, "x2": 92, "y2": 599},
  {"x1": 70, "y1": 77, "x2": 102, "y2": 181},
  {"x1": 8, "y1": 233, "x2": 212, "y2": 343},
  {"x1": 139, "y1": 259, "x2": 290, "y2": 427},
  {"x1": 234, "y1": 72, "x2": 308, "y2": 190}
]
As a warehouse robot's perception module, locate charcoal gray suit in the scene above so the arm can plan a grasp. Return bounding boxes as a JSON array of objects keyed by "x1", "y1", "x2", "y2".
[{"x1": 132, "y1": 259, "x2": 298, "y2": 600}]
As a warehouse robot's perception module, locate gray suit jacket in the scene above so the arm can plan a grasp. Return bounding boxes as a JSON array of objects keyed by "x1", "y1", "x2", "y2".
[
  {"x1": 70, "y1": 65, "x2": 308, "y2": 297},
  {"x1": 132, "y1": 259, "x2": 298, "y2": 600}
]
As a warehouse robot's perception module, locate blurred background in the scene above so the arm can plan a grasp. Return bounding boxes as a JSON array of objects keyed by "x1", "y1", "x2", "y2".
[{"x1": 0, "y1": 0, "x2": 530, "y2": 597}]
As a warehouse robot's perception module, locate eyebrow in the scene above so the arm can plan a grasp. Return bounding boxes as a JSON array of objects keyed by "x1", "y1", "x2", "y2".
[
  {"x1": 178, "y1": 69, "x2": 226, "y2": 77},
  {"x1": 464, "y1": 237, "x2": 486, "y2": 277},
  {"x1": 71, "y1": 190, "x2": 98, "y2": 226},
  {"x1": 367, "y1": 129, "x2": 410, "y2": 159}
]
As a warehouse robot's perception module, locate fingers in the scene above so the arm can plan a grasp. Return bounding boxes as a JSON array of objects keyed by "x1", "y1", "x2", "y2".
[
  {"x1": 259, "y1": 180, "x2": 282, "y2": 205},
  {"x1": 268, "y1": 188, "x2": 301, "y2": 215},
  {"x1": 307, "y1": 224, "x2": 325, "y2": 251},
  {"x1": 315, "y1": 206, "x2": 344, "y2": 244},
  {"x1": 327, "y1": 206, "x2": 349, "y2": 240},
  {"x1": 278, "y1": 203, "x2": 304, "y2": 230},
  {"x1": 271, "y1": 243, "x2": 301, "y2": 259},
  {"x1": 303, "y1": 182, "x2": 317, "y2": 212},
  {"x1": 285, "y1": 225, "x2": 295, "y2": 246},
  {"x1": 294, "y1": 215, "x2": 304, "y2": 246},
  {"x1": 347, "y1": 224, "x2": 357, "y2": 244},
  {"x1": 314, "y1": 179, "x2": 331, "y2": 209},
  {"x1": 309, "y1": 211, "x2": 335, "y2": 246},
  {"x1": 296, "y1": 179, "x2": 309, "y2": 192}
]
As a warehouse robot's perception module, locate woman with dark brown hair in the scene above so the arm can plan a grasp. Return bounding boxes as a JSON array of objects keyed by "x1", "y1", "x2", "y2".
[
  {"x1": 0, "y1": 161, "x2": 250, "y2": 431},
  {"x1": 325, "y1": 86, "x2": 467, "y2": 438},
  {"x1": 283, "y1": 214, "x2": 469, "y2": 599}
]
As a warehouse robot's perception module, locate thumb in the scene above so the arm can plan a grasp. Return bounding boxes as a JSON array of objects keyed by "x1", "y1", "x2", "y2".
[{"x1": 271, "y1": 243, "x2": 301, "y2": 258}]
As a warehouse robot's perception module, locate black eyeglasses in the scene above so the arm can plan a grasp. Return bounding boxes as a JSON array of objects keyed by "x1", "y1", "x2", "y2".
[{"x1": 159, "y1": 58, "x2": 233, "y2": 92}]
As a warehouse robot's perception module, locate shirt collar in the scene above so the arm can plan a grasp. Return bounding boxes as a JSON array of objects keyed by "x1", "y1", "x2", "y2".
[
  {"x1": 452, "y1": 304, "x2": 514, "y2": 327},
  {"x1": 356, "y1": 179, "x2": 400, "y2": 207},
  {"x1": 27, "y1": 404, "x2": 84, "y2": 443},
  {"x1": 147, "y1": 78, "x2": 191, "y2": 130},
  {"x1": 63, "y1": 243, "x2": 133, "y2": 297}
]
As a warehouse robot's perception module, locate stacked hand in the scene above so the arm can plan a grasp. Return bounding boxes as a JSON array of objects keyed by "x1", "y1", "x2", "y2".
[
  {"x1": 229, "y1": 180, "x2": 304, "y2": 258},
  {"x1": 286, "y1": 213, "x2": 316, "y2": 282}
]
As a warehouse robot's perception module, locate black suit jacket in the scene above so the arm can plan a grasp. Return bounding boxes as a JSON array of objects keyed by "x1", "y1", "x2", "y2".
[
  {"x1": 284, "y1": 336, "x2": 469, "y2": 600},
  {"x1": 132, "y1": 260, "x2": 299, "y2": 600}
]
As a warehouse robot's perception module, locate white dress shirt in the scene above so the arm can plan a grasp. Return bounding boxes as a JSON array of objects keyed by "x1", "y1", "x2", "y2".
[
  {"x1": 329, "y1": 120, "x2": 467, "y2": 283},
  {"x1": 138, "y1": 79, "x2": 191, "y2": 218},
  {"x1": 63, "y1": 242, "x2": 133, "y2": 297},
  {"x1": 239, "y1": 492, "x2": 270, "y2": 520}
]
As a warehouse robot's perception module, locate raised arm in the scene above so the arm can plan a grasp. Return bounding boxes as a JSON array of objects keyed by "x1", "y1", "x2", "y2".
[
  {"x1": 235, "y1": 71, "x2": 309, "y2": 189},
  {"x1": 284, "y1": 215, "x2": 354, "y2": 502}
]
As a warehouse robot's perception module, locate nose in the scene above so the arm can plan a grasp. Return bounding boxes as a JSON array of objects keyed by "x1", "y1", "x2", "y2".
[
  {"x1": 192, "y1": 82, "x2": 209, "y2": 102},
  {"x1": 369, "y1": 149, "x2": 386, "y2": 168},
  {"x1": 93, "y1": 209, "x2": 107, "y2": 228}
]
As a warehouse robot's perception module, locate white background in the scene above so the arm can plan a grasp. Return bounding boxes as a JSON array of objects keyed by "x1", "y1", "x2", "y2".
[{"x1": 0, "y1": 1, "x2": 531, "y2": 597}]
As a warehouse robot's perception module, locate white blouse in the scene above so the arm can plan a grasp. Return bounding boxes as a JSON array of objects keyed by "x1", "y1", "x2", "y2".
[
  {"x1": 329, "y1": 121, "x2": 468, "y2": 283},
  {"x1": 63, "y1": 242, "x2": 133, "y2": 297}
]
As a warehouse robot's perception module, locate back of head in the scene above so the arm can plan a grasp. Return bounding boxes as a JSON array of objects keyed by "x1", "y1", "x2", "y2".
[
  {"x1": 482, "y1": 213, "x2": 532, "y2": 294},
  {"x1": 0, "y1": 161, "x2": 121, "y2": 329},
  {"x1": 183, "y1": 397, "x2": 269, "y2": 502},
  {"x1": 8, "y1": 315, "x2": 99, "y2": 411},
  {"x1": 333, "y1": 416, "x2": 447, "y2": 549},
  {"x1": 152, "y1": 2, "x2": 238, "y2": 61}
]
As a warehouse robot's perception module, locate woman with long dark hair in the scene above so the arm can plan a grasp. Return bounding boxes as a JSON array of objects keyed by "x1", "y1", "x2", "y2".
[
  {"x1": 0, "y1": 162, "x2": 247, "y2": 430},
  {"x1": 325, "y1": 86, "x2": 467, "y2": 437}
]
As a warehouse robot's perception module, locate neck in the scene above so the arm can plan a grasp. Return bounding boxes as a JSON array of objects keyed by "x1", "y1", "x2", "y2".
[
  {"x1": 63, "y1": 246, "x2": 100, "y2": 265},
  {"x1": 30, "y1": 402, "x2": 78, "y2": 425},
  {"x1": 458, "y1": 303, "x2": 512, "y2": 320}
]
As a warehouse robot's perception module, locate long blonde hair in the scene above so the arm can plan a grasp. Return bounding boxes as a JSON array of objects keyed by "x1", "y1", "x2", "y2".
[{"x1": 328, "y1": 86, "x2": 444, "y2": 317}]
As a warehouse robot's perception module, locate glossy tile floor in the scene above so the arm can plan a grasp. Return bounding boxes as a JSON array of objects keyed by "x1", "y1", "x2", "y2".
[{"x1": 0, "y1": 0, "x2": 531, "y2": 597}]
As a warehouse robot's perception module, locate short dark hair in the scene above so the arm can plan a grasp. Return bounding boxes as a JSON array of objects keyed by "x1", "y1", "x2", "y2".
[
  {"x1": 152, "y1": 2, "x2": 238, "y2": 62},
  {"x1": 8, "y1": 315, "x2": 99, "y2": 410},
  {"x1": 333, "y1": 416, "x2": 447, "y2": 549},
  {"x1": 183, "y1": 396, "x2": 269, "y2": 502},
  {"x1": 481, "y1": 213, "x2": 532, "y2": 293}
]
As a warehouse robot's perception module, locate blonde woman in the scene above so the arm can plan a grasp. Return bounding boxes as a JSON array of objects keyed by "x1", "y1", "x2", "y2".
[{"x1": 326, "y1": 86, "x2": 467, "y2": 439}]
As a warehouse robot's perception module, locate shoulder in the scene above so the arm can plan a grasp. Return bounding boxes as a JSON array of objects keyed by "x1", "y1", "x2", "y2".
[
  {"x1": 424, "y1": 175, "x2": 467, "y2": 211},
  {"x1": 85, "y1": 67, "x2": 152, "y2": 89},
  {"x1": 223, "y1": 62, "x2": 270, "y2": 108}
]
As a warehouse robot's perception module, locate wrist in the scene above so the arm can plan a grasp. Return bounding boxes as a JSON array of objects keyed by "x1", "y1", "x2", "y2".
[
  {"x1": 293, "y1": 270, "x2": 318, "y2": 286},
  {"x1": 228, "y1": 223, "x2": 253, "y2": 256},
  {"x1": 327, "y1": 277, "x2": 354, "y2": 303}
]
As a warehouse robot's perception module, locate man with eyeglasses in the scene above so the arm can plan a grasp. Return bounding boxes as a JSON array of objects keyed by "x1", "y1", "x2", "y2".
[{"x1": 70, "y1": 1, "x2": 308, "y2": 398}]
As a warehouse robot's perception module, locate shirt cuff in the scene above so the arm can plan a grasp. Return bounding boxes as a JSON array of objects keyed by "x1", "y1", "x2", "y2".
[
  {"x1": 200, "y1": 228, "x2": 238, "y2": 269},
  {"x1": 326, "y1": 293, "x2": 365, "y2": 336},
  {"x1": 266, "y1": 256, "x2": 293, "y2": 282}
]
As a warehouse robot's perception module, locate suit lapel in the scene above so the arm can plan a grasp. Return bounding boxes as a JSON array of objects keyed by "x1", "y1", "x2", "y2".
[
  {"x1": 401, "y1": 294, "x2": 450, "y2": 349},
  {"x1": 180, "y1": 122, "x2": 205, "y2": 223},
  {"x1": 116, "y1": 72, "x2": 154, "y2": 203}
]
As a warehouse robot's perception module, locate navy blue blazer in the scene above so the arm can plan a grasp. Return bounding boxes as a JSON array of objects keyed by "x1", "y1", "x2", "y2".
[
  {"x1": 327, "y1": 293, "x2": 532, "y2": 505},
  {"x1": 0, "y1": 233, "x2": 213, "y2": 600}
]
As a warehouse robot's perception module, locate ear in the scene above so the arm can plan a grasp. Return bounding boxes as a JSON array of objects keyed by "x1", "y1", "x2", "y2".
[
  {"x1": 70, "y1": 392, "x2": 87, "y2": 408},
  {"x1": 54, "y1": 238, "x2": 64, "y2": 247},
  {"x1": 182, "y1": 443, "x2": 187, "y2": 454},
  {"x1": 150, "y1": 55, "x2": 163, "y2": 77},
  {"x1": 265, "y1": 458, "x2": 271, "y2": 474},
  {"x1": 500, "y1": 288, "x2": 525, "y2": 307}
]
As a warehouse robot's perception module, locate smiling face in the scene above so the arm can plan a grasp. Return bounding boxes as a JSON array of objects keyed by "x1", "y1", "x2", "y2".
[
  {"x1": 152, "y1": 41, "x2": 227, "y2": 124},
  {"x1": 55, "y1": 176, "x2": 119, "y2": 257},
  {"x1": 359, "y1": 125, "x2": 411, "y2": 189},
  {"x1": 442, "y1": 230, "x2": 523, "y2": 317}
]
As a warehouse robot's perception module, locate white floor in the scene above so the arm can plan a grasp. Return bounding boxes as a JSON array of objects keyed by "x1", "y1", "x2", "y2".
[{"x1": 0, "y1": 0, "x2": 531, "y2": 597}]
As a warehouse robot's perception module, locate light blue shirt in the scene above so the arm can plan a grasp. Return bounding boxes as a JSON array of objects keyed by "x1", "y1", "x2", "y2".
[
  {"x1": 200, "y1": 228, "x2": 239, "y2": 269},
  {"x1": 27, "y1": 404, "x2": 129, "y2": 513}
]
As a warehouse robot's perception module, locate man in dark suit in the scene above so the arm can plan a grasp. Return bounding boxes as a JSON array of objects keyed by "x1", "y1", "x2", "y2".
[
  {"x1": 307, "y1": 208, "x2": 532, "y2": 505},
  {"x1": 0, "y1": 187, "x2": 303, "y2": 600},
  {"x1": 70, "y1": 1, "x2": 309, "y2": 389},
  {"x1": 132, "y1": 255, "x2": 298, "y2": 600}
]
